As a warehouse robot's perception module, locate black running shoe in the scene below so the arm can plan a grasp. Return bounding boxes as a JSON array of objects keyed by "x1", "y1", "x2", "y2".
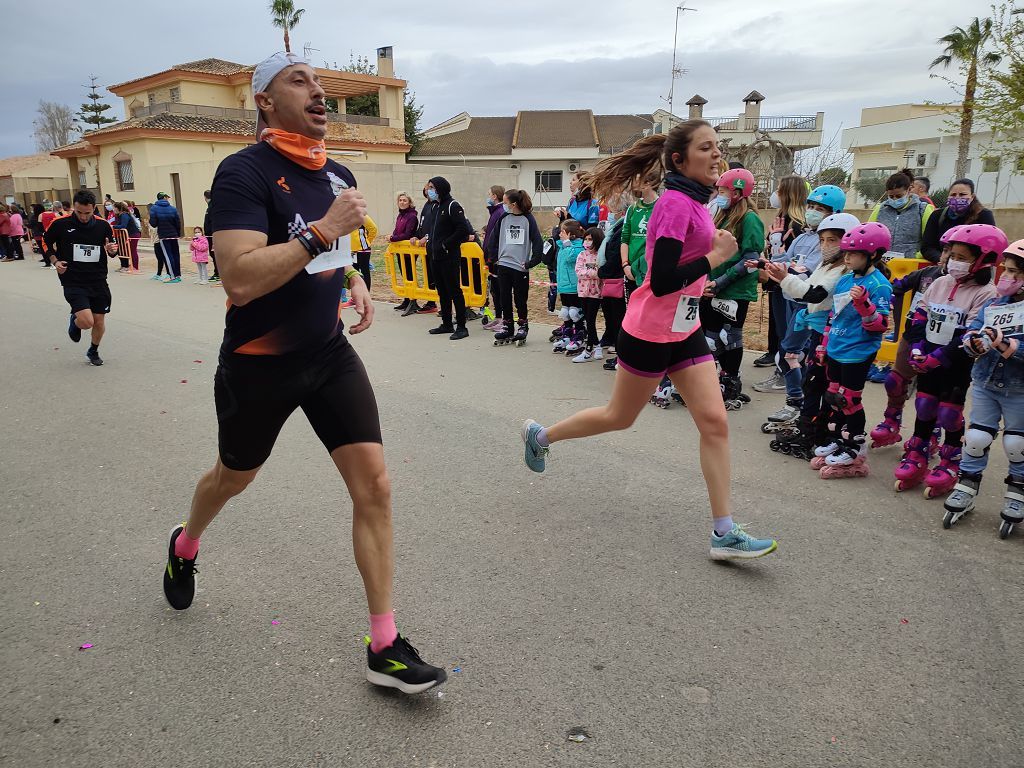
[
  {"x1": 753, "y1": 351, "x2": 775, "y2": 368},
  {"x1": 365, "y1": 635, "x2": 447, "y2": 694},
  {"x1": 428, "y1": 324, "x2": 455, "y2": 335},
  {"x1": 603, "y1": 356, "x2": 617, "y2": 371},
  {"x1": 449, "y1": 326, "x2": 469, "y2": 340},
  {"x1": 163, "y1": 525, "x2": 198, "y2": 610},
  {"x1": 68, "y1": 314, "x2": 81, "y2": 343},
  {"x1": 86, "y1": 347, "x2": 103, "y2": 366}
]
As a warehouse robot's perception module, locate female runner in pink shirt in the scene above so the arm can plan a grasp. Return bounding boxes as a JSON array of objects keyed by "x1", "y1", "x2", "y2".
[{"x1": 521, "y1": 120, "x2": 777, "y2": 560}]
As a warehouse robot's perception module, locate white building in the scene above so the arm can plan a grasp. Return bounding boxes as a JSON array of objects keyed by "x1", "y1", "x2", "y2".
[{"x1": 842, "y1": 104, "x2": 1024, "y2": 207}]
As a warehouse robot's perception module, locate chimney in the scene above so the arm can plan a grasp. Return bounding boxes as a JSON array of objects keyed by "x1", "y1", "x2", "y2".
[
  {"x1": 742, "y1": 90, "x2": 765, "y2": 130},
  {"x1": 686, "y1": 94, "x2": 707, "y2": 121},
  {"x1": 376, "y1": 46, "x2": 394, "y2": 78}
]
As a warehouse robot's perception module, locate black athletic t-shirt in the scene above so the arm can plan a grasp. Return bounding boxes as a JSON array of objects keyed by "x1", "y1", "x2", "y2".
[
  {"x1": 210, "y1": 141, "x2": 357, "y2": 356},
  {"x1": 43, "y1": 215, "x2": 115, "y2": 287}
]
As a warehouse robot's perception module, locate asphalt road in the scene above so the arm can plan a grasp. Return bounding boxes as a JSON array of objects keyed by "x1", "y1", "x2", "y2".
[{"x1": 2, "y1": 259, "x2": 1022, "y2": 768}]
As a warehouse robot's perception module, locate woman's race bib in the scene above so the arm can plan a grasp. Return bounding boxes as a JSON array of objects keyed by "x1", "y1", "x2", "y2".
[
  {"x1": 925, "y1": 303, "x2": 962, "y2": 345},
  {"x1": 73, "y1": 243, "x2": 102, "y2": 262},
  {"x1": 671, "y1": 295, "x2": 701, "y2": 333},
  {"x1": 984, "y1": 300, "x2": 1024, "y2": 337},
  {"x1": 711, "y1": 298, "x2": 738, "y2": 322}
]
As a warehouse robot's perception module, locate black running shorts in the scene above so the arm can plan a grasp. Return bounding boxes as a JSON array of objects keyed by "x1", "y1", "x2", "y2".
[
  {"x1": 615, "y1": 329, "x2": 713, "y2": 378},
  {"x1": 215, "y1": 334, "x2": 382, "y2": 471},
  {"x1": 64, "y1": 283, "x2": 112, "y2": 315}
]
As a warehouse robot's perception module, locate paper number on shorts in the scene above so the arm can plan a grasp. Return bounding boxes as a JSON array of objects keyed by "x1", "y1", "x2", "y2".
[
  {"x1": 671, "y1": 296, "x2": 701, "y2": 333},
  {"x1": 73, "y1": 243, "x2": 102, "y2": 262},
  {"x1": 984, "y1": 300, "x2": 1024, "y2": 337}
]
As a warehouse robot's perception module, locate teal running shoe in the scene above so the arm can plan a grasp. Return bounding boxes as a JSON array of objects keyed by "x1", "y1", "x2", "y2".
[
  {"x1": 521, "y1": 419, "x2": 548, "y2": 473},
  {"x1": 710, "y1": 524, "x2": 778, "y2": 560}
]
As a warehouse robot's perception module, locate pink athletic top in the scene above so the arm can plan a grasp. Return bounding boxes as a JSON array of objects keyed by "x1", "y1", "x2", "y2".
[{"x1": 621, "y1": 190, "x2": 714, "y2": 343}]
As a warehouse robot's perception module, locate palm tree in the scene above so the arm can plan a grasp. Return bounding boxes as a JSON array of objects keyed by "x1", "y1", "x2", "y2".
[
  {"x1": 930, "y1": 17, "x2": 1002, "y2": 179},
  {"x1": 269, "y1": 0, "x2": 305, "y2": 54}
]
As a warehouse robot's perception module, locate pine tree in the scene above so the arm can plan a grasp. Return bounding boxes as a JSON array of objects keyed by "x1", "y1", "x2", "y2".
[{"x1": 77, "y1": 75, "x2": 117, "y2": 132}]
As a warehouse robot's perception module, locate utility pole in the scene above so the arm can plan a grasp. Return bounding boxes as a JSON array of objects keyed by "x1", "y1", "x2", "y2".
[{"x1": 667, "y1": 4, "x2": 697, "y2": 123}]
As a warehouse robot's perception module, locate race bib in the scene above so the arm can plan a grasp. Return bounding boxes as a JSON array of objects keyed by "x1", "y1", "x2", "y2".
[
  {"x1": 984, "y1": 300, "x2": 1024, "y2": 337},
  {"x1": 671, "y1": 295, "x2": 700, "y2": 334},
  {"x1": 925, "y1": 303, "x2": 962, "y2": 345},
  {"x1": 882, "y1": 251, "x2": 905, "y2": 263},
  {"x1": 832, "y1": 291, "x2": 852, "y2": 318},
  {"x1": 906, "y1": 291, "x2": 925, "y2": 318},
  {"x1": 505, "y1": 224, "x2": 526, "y2": 246},
  {"x1": 73, "y1": 243, "x2": 102, "y2": 262},
  {"x1": 305, "y1": 236, "x2": 352, "y2": 275},
  {"x1": 711, "y1": 298, "x2": 738, "y2": 321},
  {"x1": 769, "y1": 232, "x2": 784, "y2": 257}
]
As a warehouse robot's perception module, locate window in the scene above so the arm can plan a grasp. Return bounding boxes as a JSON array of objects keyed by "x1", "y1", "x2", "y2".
[
  {"x1": 116, "y1": 160, "x2": 134, "y2": 191},
  {"x1": 77, "y1": 170, "x2": 87, "y2": 189},
  {"x1": 169, "y1": 87, "x2": 181, "y2": 103},
  {"x1": 535, "y1": 170, "x2": 563, "y2": 193},
  {"x1": 147, "y1": 92, "x2": 156, "y2": 105},
  {"x1": 982, "y1": 156, "x2": 1000, "y2": 173}
]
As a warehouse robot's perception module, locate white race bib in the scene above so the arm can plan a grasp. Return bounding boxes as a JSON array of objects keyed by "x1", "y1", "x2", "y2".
[
  {"x1": 73, "y1": 243, "x2": 102, "y2": 262},
  {"x1": 711, "y1": 298, "x2": 738, "y2": 322},
  {"x1": 305, "y1": 236, "x2": 352, "y2": 275},
  {"x1": 882, "y1": 251, "x2": 905, "y2": 263},
  {"x1": 925, "y1": 303, "x2": 962, "y2": 345},
  {"x1": 671, "y1": 295, "x2": 701, "y2": 334},
  {"x1": 505, "y1": 224, "x2": 526, "y2": 245},
  {"x1": 984, "y1": 300, "x2": 1024, "y2": 337},
  {"x1": 832, "y1": 291, "x2": 852, "y2": 318}
]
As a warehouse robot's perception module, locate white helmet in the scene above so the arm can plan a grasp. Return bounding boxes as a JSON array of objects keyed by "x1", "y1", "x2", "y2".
[{"x1": 817, "y1": 212, "x2": 860, "y2": 234}]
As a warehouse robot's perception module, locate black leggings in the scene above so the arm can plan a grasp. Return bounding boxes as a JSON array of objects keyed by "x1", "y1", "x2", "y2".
[
  {"x1": 913, "y1": 355, "x2": 972, "y2": 446},
  {"x1": 700, "y1": 298, "x2": 750, "y2": 377},
  {"x1": 488, "y1": 270, "x2": 502, "y2": 317},
  {"x1": 433, "y1": 257, "x2": 466, "y2": 328},
  {"x1": 7, "y1": 236, "x2": 24, "y2": 259},
  {"x1": 824, "y1": 356, "x2": 874, "y2": 439},
  {"x1": 497, "y1": 265, "x2": 529, "y2": 325},
  {"x1": 356, "y1": 250, "x2": 372, "y2": 290},
  {"x1": 582, "y1": 296, "x2": 601, "y2": 347},
  {"x1": 600, "y1": 296, "x2": 626, "y2": 347}
]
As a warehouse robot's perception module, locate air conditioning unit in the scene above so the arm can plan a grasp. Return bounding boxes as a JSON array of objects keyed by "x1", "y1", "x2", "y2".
[
  {"x1": 916, "y1": 152, "x2": 939, "y2": 168},
  {"x1": 568, "y1": 162, "x2": 579, "y2": 172}
]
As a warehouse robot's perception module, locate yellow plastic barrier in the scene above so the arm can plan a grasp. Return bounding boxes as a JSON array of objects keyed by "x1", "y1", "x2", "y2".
[
  {"x1": 876, "y1": 256, "x2": 930, "y2": 365},
  {"x1": 384, "y1": 241, "x2": 489, "y2": 308}
]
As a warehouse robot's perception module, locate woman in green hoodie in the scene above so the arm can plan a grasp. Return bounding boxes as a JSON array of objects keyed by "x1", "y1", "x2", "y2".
[
  {"x1": 700, "y1": 167, "x2": 765, "y2": 409},
  {"x1": 620, "y1": 171, "x2": 660, "y2": 298}
]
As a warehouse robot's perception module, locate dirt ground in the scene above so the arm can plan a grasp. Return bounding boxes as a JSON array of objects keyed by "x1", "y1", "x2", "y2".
[{"x1": 369, "y1": 246, "x2": 772, "y2": 352}]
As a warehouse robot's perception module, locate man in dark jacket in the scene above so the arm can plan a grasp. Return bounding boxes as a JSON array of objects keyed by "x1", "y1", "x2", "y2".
[
  {"x1": 423, "y1": 176, "x2": 471, "y2": 339},
  {"x1": 149, "y1": 192, "x2": 183, "y2": 282}
]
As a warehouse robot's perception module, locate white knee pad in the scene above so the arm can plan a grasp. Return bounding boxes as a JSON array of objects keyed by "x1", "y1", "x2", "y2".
[
  {"x1": 963, "y1": 427, "x2": 995, "y2": 459},
  {"x1": 558, "y1": 307, "x2": 570, "y2": 322},
  {"x1": 569, "y1": 306, "x2": 583, "y2": 323},
  {"x1": 1004, "y1": 433, "x2": 1024, "y2": 464}
]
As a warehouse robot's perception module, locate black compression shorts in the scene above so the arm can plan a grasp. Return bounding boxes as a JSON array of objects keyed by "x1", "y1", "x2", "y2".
[
  {"x1": 63, "y1": 283, "x2": 111, "y2": 315},
  {"x1": 215, "y1": 334, "x2": 382, "y2": 471},
  {"x1": 615, "y1": 329, "x2": 714, "y2": 378}
]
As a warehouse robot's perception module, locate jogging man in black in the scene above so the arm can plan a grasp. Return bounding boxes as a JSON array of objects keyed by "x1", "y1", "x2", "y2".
[
  {"x1": 44, "y1": 190, "x2": 119, "y2": 366},
  {"x1": 161, "y1": 52, "x2": 446, "y2": 694}
]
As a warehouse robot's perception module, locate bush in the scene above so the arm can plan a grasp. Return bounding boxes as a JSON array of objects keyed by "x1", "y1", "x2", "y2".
[
  {"x1": 853, "y1": 177, "x2": 886, "y2": 205},
  {"x1": 930, "y1": 187, "x2": 949, "y2": 208}
]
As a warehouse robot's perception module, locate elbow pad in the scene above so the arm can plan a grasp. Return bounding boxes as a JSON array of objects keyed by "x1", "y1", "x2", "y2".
[{"x1": 853, "y1": 294, "x2": 877, "y2": 318}]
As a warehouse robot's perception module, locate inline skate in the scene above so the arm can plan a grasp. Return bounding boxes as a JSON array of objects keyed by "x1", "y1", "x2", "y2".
[
  {"x1": 998, "y1": 475, "x2": 1024, "y2": 539},
  {"x1": 869, "y1": 407, "x2": 903, "y2": 448},
  {"x1": 512, "y1": 322, "x2": 528, "y2": 347},
  {"x1": 493, "y1": 322, "x2": 514, "y2": 346},
  {"x1": 761, "y1": 402, "x2": 800, "y2": 434},
  {"x1": 820, "y1": 436, "x2": 870, "y2": 479},
  {"x1": 923, "y1": 444, "x2": 960, "y2": 499},
  {"x1": 942, "y1": 471, "x2": 981, "y2": 529},
  {"x1": 894, "y1": 435, "x2": 931, "y2": 492}
]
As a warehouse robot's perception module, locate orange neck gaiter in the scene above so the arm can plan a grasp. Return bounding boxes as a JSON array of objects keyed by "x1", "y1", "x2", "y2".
[{"x1": 261, "y1": 128, "x2": 327, "y2": 170}]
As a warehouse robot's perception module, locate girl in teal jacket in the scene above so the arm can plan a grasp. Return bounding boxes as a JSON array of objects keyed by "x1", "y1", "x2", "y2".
[{"x1": 552, "y1": 219, "x2": 586, "y2": 351}]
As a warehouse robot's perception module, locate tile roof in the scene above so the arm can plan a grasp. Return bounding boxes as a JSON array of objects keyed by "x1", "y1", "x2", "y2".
[
  {"x1": 0, "y1": 152, "x2": 62, "y2": 176},
  {"x1": 172, "y1": 58, "x2": 253, "y2": 76},
  {"x1": 413, "y1": 112, "x2": 656, "y2": 156},
  {"x1": 416, "y1": 117, "x2": 516, "y2": 156},
  {"x1": 515, "y1": 110, "x2": 597, "y2": 149}
]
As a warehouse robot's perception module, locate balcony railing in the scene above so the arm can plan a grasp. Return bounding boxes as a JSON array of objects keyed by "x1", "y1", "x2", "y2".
[
  {"x1": 704, "y1": 115, "x2": 820, "y2": 132},
  {"x1": 129, "y1": 102, "x2": 389, "y2": 126}
]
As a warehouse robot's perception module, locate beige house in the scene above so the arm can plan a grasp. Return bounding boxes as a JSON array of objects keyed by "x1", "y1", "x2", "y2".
[
  {"x1": 51, "y1": 50, "x2": 410, "y2": 229},
  {"x1": 0, "y1": 153, "x2": 72, "y2": 208}
]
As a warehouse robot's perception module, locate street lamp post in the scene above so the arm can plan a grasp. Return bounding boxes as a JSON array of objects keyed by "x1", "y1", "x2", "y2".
[{"x1": 668, "y1": 4, "x2": 697, "y2": 121}]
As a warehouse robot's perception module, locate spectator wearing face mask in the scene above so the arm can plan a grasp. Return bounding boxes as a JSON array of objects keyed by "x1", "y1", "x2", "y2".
[
  {"x1": 921, "y1": 178, "x2": 996, "y2": 263},
  {"x1": 867, "y1": 169, "x2": 935, "y2": 261}
]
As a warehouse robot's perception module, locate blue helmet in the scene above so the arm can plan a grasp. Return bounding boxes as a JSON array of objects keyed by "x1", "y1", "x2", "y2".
[{"x1": 807, "y1": 185, "x2": 846, "y2": 214}]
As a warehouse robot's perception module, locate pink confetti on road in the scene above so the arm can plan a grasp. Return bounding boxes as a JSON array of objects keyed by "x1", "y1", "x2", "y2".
[
  {"x1": 193, "y1": 360, "x2": 203, "y2": 364},
  {"x1": 180, "y1": 379, "x2": 188, "y2": 384},
  {"x1": 271, "y1": 620, "x2": 280, "y2": 625},
  {"x1": 899, "y1": 618, "x2": 909, "y2": 625},
  {"x1": 79, "y1": 643, "x2": 93, "y2": 650}
]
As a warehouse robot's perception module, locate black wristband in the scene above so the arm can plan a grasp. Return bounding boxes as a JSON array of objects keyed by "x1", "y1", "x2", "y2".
[{"x1": 295, "y1": 228, "x2": 322, "y2": 260}]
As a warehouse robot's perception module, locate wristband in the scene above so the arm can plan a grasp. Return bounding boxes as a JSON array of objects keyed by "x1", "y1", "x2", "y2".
[
  {"x1": 295, "y1": 228, "x2": 323, "y2": 260},
  {"x1": 309, "y1": 224, "x2": 331, "y2": 249},
  {"x1": 344, "y1": 268, "x2": 360, "y2": 289}
]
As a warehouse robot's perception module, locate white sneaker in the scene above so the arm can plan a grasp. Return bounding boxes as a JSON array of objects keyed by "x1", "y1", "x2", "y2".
[
  {"x1": 572, "y1": 349, "x2": 594, "y2": 363},
  {"x1": 200, "y1": 280, "x2": 208, "y2": 285},
  {"x1": 593, "y1": 346, "x2": 603, "y2": 360}
]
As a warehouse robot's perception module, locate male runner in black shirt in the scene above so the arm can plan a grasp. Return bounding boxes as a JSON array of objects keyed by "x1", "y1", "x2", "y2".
[
  {"x1": 161, "y1": 52, "x2": 446, "y2": 694},
  {"x1": 44, "y1": 190, "x2": 119, "y2": 365}
]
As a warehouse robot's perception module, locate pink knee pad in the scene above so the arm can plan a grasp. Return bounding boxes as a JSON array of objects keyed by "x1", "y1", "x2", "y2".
[
  {"x1": 937, "y1": 401, "x2": 965, "y2": 433},
  {"x1": 840, "y1": 388, "x2": 863, "y2": 416}
]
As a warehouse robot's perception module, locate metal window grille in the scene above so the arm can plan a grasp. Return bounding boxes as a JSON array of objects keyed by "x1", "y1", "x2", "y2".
[{"x1": 117, "y1": 160, "x2": 134, "y2": 191}]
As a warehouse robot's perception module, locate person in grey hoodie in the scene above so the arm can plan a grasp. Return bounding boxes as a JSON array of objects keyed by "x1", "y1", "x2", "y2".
[{"x1": 485, "y1": 189, "x2": 544, "y2": 343}]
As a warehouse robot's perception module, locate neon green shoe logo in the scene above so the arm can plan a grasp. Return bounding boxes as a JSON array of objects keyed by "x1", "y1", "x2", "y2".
[
  {"x1": 166, "y1": 562, "x2": 174, "y2": 579},
  {"x1": 382, "y1": 659, "x2": 408, "y2": 673}
]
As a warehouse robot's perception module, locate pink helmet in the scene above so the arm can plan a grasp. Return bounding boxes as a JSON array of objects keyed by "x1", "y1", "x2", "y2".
[
  {"x1": 939, "y1": 225, "x2": 964, "y2": 245},
  {"x1": 841, "y1": 222, "x2": 892, "y2": 254},
  {"x1": 1005, "y1": 239, "x2": 1024, "y2": 261},
  {"x1": 717, "y1": 168, "x2": 755, "y2": 198},
  {"x1": 946, "y1": 224, "x2": 1009, "y2": 273}
]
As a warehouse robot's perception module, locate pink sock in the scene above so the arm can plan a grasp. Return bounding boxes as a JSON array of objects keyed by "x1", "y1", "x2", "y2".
[
  {"x1": 369, "y1": 611, "x2": 398, "y2": 653},
  {"x1": 174, "y1": 528, "x2": 200, "y2": 560}
]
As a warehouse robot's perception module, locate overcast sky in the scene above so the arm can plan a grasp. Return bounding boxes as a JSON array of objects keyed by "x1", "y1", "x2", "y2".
[{"x1": 6, "y1": 0, "x2": 972, "y2": 159}]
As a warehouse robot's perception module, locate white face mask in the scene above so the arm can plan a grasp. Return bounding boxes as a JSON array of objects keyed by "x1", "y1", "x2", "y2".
[
  {"x1": 770, "y1": 191, "x2": 781, "y2": 209},
  {"x1": 946, "y1": 260, "x2": 971, "y2": 279}
]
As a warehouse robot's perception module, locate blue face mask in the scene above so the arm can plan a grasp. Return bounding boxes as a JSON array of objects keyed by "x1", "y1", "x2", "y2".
[
  {"x1": 427, "y1": 188, "x2": 438, "y2": 202},
  {"x1": 502, "y1": 203, "x2": 510, "y2": 213},
  {"x1": 886, "y1": 195, "x2": 908, "y2": 208},
  {"x1": 805, "y1": 209, "x2": 825, "y2": 229},
  {"x1": 487, "y1": 197, "x2": 496, "y2": 207},
  {"x1": 710, "y1": 195, "x2": 730, "y2": 211}
]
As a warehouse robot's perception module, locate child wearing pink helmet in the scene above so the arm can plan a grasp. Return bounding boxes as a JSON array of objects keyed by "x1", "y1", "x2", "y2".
[
  {"x1": 812, "y1": 222, "x2": 894, "y2": 478},
  {"x1": 893, "y1": 224, "x2": 1006, "y2": 497}
]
